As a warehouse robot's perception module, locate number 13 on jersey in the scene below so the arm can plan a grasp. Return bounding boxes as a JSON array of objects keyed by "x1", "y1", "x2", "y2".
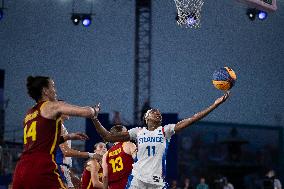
[
  {"x1": 24, "y1": 121, "x2": 37, "y2": 144},
  {"x1": 109, "y1": 156, "x2": 124, "y2": 173}
]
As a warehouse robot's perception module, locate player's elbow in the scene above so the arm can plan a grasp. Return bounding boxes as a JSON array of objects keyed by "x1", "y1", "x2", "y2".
[
  {"x1": 103, "y1": 176, "x2": 108, "y2": 189},
  {"x1": 93, "y1": 181, "x2": 102, "y2": 188},
  {"x1": 103, "y1": 175, "x2": 108, "y2": 182}
]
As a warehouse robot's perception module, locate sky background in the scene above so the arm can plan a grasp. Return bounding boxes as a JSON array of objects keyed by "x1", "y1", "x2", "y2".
[{"x1": 0, "y1": 0, "x2": 283, "y2": 142}]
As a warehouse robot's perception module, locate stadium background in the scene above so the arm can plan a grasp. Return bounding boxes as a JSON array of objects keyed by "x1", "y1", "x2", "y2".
[{"x1": 0, "y1": 0, "x2": 284, "y2": 188}]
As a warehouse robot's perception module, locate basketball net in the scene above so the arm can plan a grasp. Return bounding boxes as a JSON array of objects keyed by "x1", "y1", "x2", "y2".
[{"x1": 174, "y1": 0, "x2": 204, "y2": 28}]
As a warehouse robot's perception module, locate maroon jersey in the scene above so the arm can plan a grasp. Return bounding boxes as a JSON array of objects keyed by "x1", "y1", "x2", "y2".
[
  {"x1": 81, "y1": 161, "x2": 103, "y2": 189},
  {"x1": 22, "y1": 101, "x2": 62, "y2": 155},
  {"x1": 106, "y1": 142, "x2": 133, "y2": 188},
  {"x1": 12, "y1": 101, "x2": 66, "y2": 189}
]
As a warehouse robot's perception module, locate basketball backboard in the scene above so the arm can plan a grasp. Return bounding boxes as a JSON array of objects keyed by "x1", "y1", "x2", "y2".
[{"x1": 236, "y1": 0, "x2": 277, "y2": 12}]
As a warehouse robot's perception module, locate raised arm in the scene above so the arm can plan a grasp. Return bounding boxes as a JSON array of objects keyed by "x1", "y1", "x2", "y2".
[
  {"x1": 92, "y1": 118, "x2": 130, "y2": 143},
  {"x1": 174, "y1": 92, "x2": 230, "y2": 133},
  {"x1": 102, "y1": 153, "x2": 108, "y2": 189}
]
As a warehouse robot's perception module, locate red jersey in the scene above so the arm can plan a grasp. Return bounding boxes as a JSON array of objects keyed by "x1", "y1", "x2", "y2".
[
  {"x1": 106, "y1": 142, "x2": 133, "y2": 188},
  {"x1": 12, "y1": 101, "x2": 66, "y2": 189},
  {"x1": 81, "y1": 161, "x2": 103, "y2": 189},
  {"x1": 22, "y1": 101, "x2": 62, "y2": 156}
]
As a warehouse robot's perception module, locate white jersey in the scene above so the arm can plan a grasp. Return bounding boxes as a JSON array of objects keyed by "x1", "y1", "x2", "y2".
[
  {"x1": 61, "y1": 124, "x2": 74, "y2": 187},
  {"x1": 128, "y1": 124, "x2": 175, "y2": 186},
  {"x1": 61, "y1": 124, "x2": 72, "y2": 167}
]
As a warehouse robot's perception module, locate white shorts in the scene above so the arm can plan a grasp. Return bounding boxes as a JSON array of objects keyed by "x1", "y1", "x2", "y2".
[{"x1": 126, "y1": 175, "x2": 167, "y2": 189}]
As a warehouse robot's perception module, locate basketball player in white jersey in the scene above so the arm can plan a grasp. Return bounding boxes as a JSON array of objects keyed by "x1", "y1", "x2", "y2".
[
  {"x1": 91, "y1": 91, "x2": 230, "y2": 189},
  {"x1": 56, "y1": 115, "x2": 96, "y2": 189}
]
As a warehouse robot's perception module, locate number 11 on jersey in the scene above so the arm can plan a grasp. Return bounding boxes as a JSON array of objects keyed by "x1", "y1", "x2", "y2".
[{"x1": 146, "y1": 146, "x2": 155, "y2": 156}]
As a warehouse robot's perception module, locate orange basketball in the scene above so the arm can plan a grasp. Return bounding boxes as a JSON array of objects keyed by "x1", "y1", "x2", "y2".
[{"x1": 212, "y1": 67, "x2": 237, "y2": 90}]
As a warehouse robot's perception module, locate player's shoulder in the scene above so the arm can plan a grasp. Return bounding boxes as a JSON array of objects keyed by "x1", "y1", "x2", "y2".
[
  {"x1": 44, "y1": 100, "x2": 70, "y2": 111},
  {"x1": 102, "y1": 151, "x2": 108, "y2": 159},
  {"x1": 39, "y1": 100, "x2": 59, "y2": 113},
  {"x1": 163, "y1": 123, "x2": 176, "y2": 127},
  {"x1": 123, "y1": 141, "x2": 136, "y2": 147},
  {"x1": 138, "y1": 127, "x2": 145, "y2": 131},
  {"x1": 122, "y1": 141, "x2": 137, "y2": 155},
  {"x1": 162, "y1": 124, "x2": 176, "y2": 130},
  {"x1": 90, "y1": 158, "x2": 101, "y2": 168},
  {"x1": 133, "y1": 126, "x2": 144, "y2": 130},
  {"x1": 86, "y1": 158, "x2": 100, "y2": 171},
  {"x1": 130, "y1": 126, "x2": 144, "y2": 133},
  {"x1": 40, "y1": 100, "x2": 56, "y2": 108}
]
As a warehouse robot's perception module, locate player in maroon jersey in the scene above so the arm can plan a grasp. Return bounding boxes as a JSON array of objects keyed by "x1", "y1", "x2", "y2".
[
  {"x1": 12, "y1": 76, "x2": 97, "y2": 189},
  {"x1": 102, "y1": 125, "x2": 136, "y2": 189},
  {"x1": 81, "y1": 142, "x2": 107, "y2": 189}
]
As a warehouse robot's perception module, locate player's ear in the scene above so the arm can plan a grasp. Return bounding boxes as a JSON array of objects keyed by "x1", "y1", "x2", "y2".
[
  {"x1": 145, "y1": 119, "x2": 148, "y2": 125},
  {"x1": 42, "y1": 87, "x2": 48, "y2": 96},
  {"x1": 144, "y1": 113, "x2": 149, "y2": 124}
]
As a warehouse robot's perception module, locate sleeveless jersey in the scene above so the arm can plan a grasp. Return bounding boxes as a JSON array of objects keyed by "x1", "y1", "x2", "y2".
[
  {"x1": 55, "y1": 124, "x2": 73, "y2": 186},
  {"x1": 22, "y1": 101, "x2": 62, "y2": 156},
  {"x1": 55, "y1": 124, "x2": 72, "y2": 167},
  {"x1": 61, "y1": 125, "x2": 72, "y2": 166},
  {"x1": 81, "y1": 161, "x2": 103, "y2": 189},
  {"x1": 12, "y1": 101, "x2": 66, "y2": 189},
  {"x1": 128, "y1": 124, "x2": 175, "y2": 186},
  {"x1": 106, "y1": 142, "x2": 134, "y2": 183}
]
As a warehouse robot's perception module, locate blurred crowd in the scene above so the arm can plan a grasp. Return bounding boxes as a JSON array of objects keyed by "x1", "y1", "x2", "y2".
[{"x1": 169, "y1": 169, "x2": 282, "y2": 189}]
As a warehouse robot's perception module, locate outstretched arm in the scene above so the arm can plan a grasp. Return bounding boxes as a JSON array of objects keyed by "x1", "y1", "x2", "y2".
[
  {"x1": 58, "y1": 132, "x2": 89, "y2": 145},
  {"x1": 63, "y1": 132, "x2": 89, "y2": 141},
  {"x1": 92, "y1": 118, "x2": 130, "y2": 143},
  {"x1": 91, "y1": 104, "x2": 131, "y2": 142},
  {"x1": 174, "y1": 92, "x2": 230, "y2": 133},
  {"x1": 41, "y1": 101, "x2": 95, "y2": 120},
  {"x1": 59, "y1": 142, "x2": 93, "y2": 158}
]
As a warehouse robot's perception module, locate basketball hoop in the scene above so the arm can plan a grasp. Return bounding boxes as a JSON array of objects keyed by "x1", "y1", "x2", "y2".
[{"x1": 174, "y1": 0, "x2": 204, "y2": 28}]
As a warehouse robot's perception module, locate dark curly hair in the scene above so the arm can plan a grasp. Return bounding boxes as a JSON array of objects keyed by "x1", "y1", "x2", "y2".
[
  {"x1": 26, "y1": 76, "x2": 50, "y2": 102},
  {"x1": 110, "y1": 125, "x2": 126, "y2": 133}
]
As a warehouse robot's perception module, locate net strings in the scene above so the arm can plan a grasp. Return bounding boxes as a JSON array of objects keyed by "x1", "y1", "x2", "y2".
[{"x1": 174, "y1": 0, "x2": 204, "y2": 28}]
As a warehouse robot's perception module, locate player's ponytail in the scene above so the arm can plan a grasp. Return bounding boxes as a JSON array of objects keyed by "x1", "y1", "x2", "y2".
[
  {"x1": 26, "y1": 75, "x2": 50, "y2": 102},
  {"x1": 26, "y1": 76, "x2": 35, "y2": 85}
]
